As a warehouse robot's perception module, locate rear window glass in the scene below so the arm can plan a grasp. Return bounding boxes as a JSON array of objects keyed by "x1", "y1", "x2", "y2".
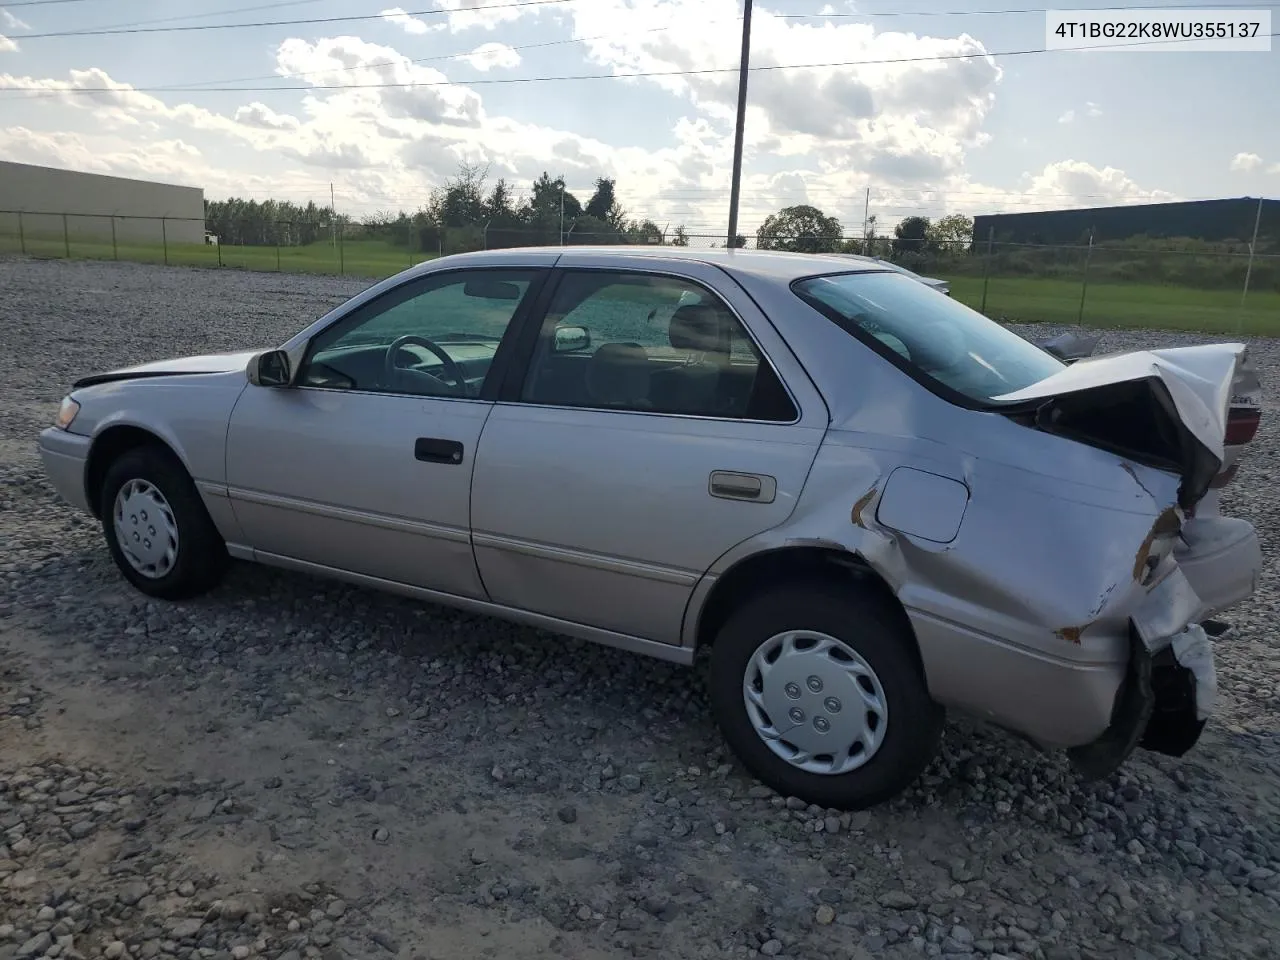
[{"x1": 792, "y1": 271, "x2": 1065, "y2": 403}]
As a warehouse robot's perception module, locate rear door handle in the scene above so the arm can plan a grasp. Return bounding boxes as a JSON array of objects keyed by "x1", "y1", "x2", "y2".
[
  {"x1": 709, "y1": 471, "x2": 776, "y2": 503},
  {"x1": 415, "y1": 437, "x2": 464, "y2": 465}
]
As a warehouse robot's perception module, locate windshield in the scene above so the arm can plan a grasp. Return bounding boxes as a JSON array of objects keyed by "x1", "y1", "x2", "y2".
[{"x1": 793, "y1": 271, "x2": 1065, "y2": 403}]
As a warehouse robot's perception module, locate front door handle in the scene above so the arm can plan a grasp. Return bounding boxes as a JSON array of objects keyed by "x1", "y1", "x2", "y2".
[
  {"x1": 415, "y1": 437, "x2": 464, "y2": 465},
  {"x1": 709, "y1": 471, "x2": 776, "y2": 503}
]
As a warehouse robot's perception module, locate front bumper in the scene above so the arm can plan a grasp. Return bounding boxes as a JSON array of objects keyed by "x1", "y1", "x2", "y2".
[
  {"x1": 38, "y1": 427, "x2": 93, "y2": 514},
  {"x1": 1174, "y1": 516, "x2": 1262, "y2": 617}
]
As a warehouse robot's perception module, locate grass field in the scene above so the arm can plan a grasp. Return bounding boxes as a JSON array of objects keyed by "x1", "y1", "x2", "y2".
[
  {"x1": 0, "y1": 234, "x2": 436, "y2": 278},
  {"x1": 942, "y1": 274, "x2": 1278, "y2": 336},
  {"x1": 2, "y1": 231, "x2": 1277, "y2": 335}
]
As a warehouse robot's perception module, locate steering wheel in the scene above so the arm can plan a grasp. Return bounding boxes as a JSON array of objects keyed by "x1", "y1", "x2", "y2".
[{"x1": 384, "y1": 334, "x2": 468, "y2": 396}]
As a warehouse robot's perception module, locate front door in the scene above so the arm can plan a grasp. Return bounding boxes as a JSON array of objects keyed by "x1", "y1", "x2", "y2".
[
  {"x1": 470, "y1": 260, "x2": 828, "y2": 646},
  {"x1": 225, "y1": 266, "x2": 547, "y2": 597}
]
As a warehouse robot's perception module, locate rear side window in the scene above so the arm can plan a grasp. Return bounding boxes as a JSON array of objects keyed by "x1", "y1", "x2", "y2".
[
  {"x1": 520, "y1": 271, "x2": 797, "y2": 421},
  {"x1": 792, "y1": 271, "x2": 1064, "y2": 404}
]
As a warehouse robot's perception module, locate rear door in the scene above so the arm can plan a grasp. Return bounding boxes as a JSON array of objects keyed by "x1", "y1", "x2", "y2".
[{"x1": 469, "y1": 255, "x2": 829, "y2": 649}]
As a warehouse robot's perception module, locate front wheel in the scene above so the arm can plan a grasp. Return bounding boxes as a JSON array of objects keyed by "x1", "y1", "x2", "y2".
[
  {"x1": 99, "y1": 445, "x2": 229, "y2": 600},
  {"x1": 708, "y1": 582, "x2": 944, "y2": 810}
]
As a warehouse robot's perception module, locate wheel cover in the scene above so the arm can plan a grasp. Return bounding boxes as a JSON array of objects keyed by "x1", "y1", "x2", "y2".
[
  {"x1": 743, "y1": 630, "x2": 888, "y2": 776},
  {"x1": 112, "y1": 479, "x2": 179, "y2": 579}
]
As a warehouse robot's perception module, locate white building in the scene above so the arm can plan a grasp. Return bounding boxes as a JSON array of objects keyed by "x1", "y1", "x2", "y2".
[{"x1": 0, "y1": 161, "x2": 205, "y2": 247}]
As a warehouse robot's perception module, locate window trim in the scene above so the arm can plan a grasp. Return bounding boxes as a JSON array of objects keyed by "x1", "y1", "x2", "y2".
[
  {"x1": 294, "y1": 266, "x2": 551, "y2": 403},
  {"x1": 790, "y1": 269, "x2": 1065, "y2": 413},
  {"x1": 495, "y1": 266, "x2": 803, "y2": 425}
]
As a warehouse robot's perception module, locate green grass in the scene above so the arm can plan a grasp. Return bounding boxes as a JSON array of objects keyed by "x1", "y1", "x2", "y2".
[
  {"x1": 942, "y1": 274, "x2": 1280, "y2": 336},
  {"x1": 0, "y1": 235, "x2": 436, "y2": 278},
  {"x1": 3, "y1": 230, "x2": 1278, "y2": 335}
]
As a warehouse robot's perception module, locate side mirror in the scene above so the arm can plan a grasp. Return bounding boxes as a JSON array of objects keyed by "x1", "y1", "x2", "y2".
[
  {"x1": 552, "y1": 324, "x2": 591, "y2": 354},
  {"x1": 247, "y1": 349, "x2": 292, "y2": 387}
]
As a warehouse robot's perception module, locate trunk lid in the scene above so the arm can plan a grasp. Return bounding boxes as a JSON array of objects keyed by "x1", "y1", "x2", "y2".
[{"x1": 993, "y1": 343, "x2": 1250, "y2": 511}]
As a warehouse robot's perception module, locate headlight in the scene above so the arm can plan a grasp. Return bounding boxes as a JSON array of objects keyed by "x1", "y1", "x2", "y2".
[{"x1": 54, "y1": 396, "x2": 80, "y2": 430}]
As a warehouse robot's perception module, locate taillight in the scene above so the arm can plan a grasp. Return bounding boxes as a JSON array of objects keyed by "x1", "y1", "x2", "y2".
[{"x1": 1225, "y1": 407, "x2": 1261, "y2": 446}]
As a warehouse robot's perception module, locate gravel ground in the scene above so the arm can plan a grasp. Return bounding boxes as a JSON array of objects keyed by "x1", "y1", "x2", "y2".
[{"x1": 2, "y1": 257, "x2": 1279, "y2": 960}]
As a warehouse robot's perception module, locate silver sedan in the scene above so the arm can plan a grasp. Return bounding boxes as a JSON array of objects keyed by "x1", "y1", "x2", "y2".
[{"x1": 39, "y1": 247, "x2": 1264, "y2": 809}]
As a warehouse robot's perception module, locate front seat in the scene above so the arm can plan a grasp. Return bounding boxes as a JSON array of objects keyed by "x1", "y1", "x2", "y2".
[
  {"x1": 584, "y1": 342, "x2": 652, "y2": 409},
  {"x1": 650, "y1": 304, "x2": 731, "y2": 414}
]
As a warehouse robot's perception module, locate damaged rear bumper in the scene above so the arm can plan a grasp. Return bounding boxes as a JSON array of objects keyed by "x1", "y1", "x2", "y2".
[{"x1": 1067, "y1": 565, "x2": 1217, "y2": 779}]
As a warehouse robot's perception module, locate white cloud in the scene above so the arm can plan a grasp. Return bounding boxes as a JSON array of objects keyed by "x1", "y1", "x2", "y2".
[
  {"x1": 381, "y1": 0, "x2": 550, "y2": 34},
  {"x1": 1230, "y1": 152, "x2": 1263, "y2": 172},
  {"x1": 0, "y1": 35, "x2": 15, "y2": 53},
  {"x1": 564, "y1": 0, "x2": 1001, "y2": 186},
  {"x1": 379, "y1": 7, "x2": 438, "y2": 35},
  {"x1": 433, "y1": 0, "x2": 552, "y2": 31},
  {"x1": 0, "y1": 14, "x2": 1176, "y2": 237},
  {"x1": 1059, "y1": 102, "x2": 1100, "y2": 124},
  {"x1": 1021, "y1": 159, "x2": 1174, "y2": 206},
  {"x1": 234, "y1": 102, "x2": 303, "y2": 131},
  {"x1": 2, "y1": 9, "x2": 29, "y2": 30},
  {"x1": 461, "y1": 42, "x2": 521, "y2": 71}
]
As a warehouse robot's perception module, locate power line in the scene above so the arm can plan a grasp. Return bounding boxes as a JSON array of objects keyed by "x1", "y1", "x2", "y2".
[
  {"x1": 13, "y1": 0, "x2": 1268, "y2": 40},
  {"x1": 140, "y1": 0, "x2": 1272, "y2": 94},
  {"x1": 3, "y1": 0, "x2": 105, "y2": 7},
  {"x1": 10, "y1": 32, "x2": 1276, "y2": 94},
  {"x1": 16, "y1": 0, "x2": 574, "y2": 39},
  {"x1": 168, "y1": 18, "x2": 713, "y2": 90}
]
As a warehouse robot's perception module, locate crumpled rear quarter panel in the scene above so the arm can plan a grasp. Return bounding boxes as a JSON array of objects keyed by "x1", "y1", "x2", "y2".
[{"x1": 724, "y1": 273, "x2": 1189, "y2": 748}]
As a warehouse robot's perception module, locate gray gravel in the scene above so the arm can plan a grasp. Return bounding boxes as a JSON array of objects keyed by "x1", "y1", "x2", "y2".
[{"x1": 2, "y1": 256, "x2": 1280, "y2": 960}]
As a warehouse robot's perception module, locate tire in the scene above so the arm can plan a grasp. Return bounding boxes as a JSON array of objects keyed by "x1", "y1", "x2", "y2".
[
  {"x1": 708, "y1": 581, "x2": 944, "y2": 810},
  {"x1": 98, "y1": 444, "x2": 229, "y2": 600}
]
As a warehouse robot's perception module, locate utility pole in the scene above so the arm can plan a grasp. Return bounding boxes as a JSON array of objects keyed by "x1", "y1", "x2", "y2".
[
  {"x1": 330, "y1": 183, "x2": 336, "y2": 249},
  {"x1": 1241, "y1": 195, "x2": 1264, "y2": 308},
  {"x1": 725, "y1": 0, "x2": 754, "y2": 249},
  {"x1": 559, "y1": 178, "x2": 565, "y2": 245},
  {"x1": 861, "y1": 187, "x2": 870, "y2": 246}
]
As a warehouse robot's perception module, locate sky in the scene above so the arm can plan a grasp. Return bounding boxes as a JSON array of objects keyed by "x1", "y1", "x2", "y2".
[{"x1": 0, "y1": 0, "x2": 1277, "y2": 239}]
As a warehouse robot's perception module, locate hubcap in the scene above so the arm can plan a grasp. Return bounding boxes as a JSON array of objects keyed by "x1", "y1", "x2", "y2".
[
  {"x1": 112, "y1": 479, "x2": 179, "y2": 579},
  {"x1": 743, "y1": 630, "x2": 888, "y2": 776}
]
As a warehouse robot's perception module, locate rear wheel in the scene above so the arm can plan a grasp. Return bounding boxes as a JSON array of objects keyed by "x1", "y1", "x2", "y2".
[
  {"x1": 708, "y1": 582, "x2": 943, "y2": 809},
  {"x1": 99, "y1": 445, "x2": 229, "y2": 600}
]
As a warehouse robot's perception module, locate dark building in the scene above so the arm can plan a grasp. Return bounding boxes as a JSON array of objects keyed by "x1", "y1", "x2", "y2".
[{"x1": 972, "y1": 196, "x2": 1277, "y2": 246}]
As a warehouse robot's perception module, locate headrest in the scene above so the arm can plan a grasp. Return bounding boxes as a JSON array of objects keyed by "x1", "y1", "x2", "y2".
[
  {"x1": 585, "y1": 342, "x2": 651, "y2": 406},
  {"x1": 669, "y1": 304, "x2": 727, "y2": 353}
]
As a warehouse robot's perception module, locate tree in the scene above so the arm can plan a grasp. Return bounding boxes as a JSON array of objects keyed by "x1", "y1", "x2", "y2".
[
  {"x1": 928, "y1": 213, "x2": 973, "y2": 252},
  {"x1": 585, "y1": 177, "x2": 624, "y2": 227},
  {"x1": 569, "y1": 215, "x2": 621, "y2": 244},
  {"x1": 671, "y1": 225, "x2": 690, "y2": 247},
  {"x1": 755, "y1": 205, "x2": 843, "y2": 253},
  {"x1": 892, "y1": 215, "x2": 932, "y2": 256},
  {"x1": 485, "y1": 178, "x2": 517, "y2": 221},
  {"x1": 428, "y1": 162, "x2": 489, "y2": 228},
  {"x1": 626, "y1": 219, "x2": 663, "y2": 244}
]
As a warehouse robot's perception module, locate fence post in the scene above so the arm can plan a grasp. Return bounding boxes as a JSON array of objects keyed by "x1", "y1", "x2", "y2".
[
  {"x1": 216, "y1": 232, "x2": 223, "y2": 268},
  {"x1": 62, "y1": 214, "x2": 70, "y2": 258},
  {"x1": 111, "y1": 217, "x2": 118, "y2": 260},
  {"x1": 161, "y1": 218, "x2": 169, "y2": 266},
  {"x1": 1077, "y1": 228, "x2": 1095, "y2": 325},
  {"x1": 979, "y1": 226, "x2": 994, "y2": 315},
  {"x1": 17, "y1": 211, "x2": 25, "y2": 255}
]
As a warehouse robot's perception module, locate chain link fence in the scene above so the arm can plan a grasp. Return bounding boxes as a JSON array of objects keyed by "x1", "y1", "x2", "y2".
[{"x1": 2, "y1": 209, "x2": 1276, "y2": 333}]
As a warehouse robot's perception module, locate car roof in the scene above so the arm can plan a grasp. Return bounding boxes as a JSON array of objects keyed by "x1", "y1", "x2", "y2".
[{"x1": 429, "y1": 245, "x2": 890, "y2": 284}]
